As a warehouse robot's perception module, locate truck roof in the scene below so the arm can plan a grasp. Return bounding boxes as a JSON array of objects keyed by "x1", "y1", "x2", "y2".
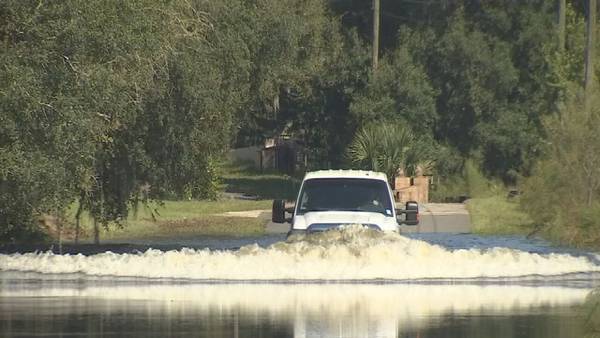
[{"x1": 303, "y1": 170, "x2": 389, "y2": 182}]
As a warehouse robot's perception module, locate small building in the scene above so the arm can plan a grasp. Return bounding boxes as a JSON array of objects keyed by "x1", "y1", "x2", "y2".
[
  {"x1": 394, "y1": 175, "x2": 429, "y2": 204},
  {"x1": 260, "y1": 136, "x2": 304, "y2": 174},
  {"x1": 228, "y1": 136, "x2": 304, "y2": 175}
]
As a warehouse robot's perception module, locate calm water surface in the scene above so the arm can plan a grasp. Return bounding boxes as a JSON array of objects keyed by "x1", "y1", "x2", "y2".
[{"x1": 0, "y1": 280, "x2": 594, "y2": 338}]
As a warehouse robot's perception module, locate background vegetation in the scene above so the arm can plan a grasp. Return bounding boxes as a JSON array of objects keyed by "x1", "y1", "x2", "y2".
[{"x1": 1, "y1": 0, "x2": 599, "y2": 245}]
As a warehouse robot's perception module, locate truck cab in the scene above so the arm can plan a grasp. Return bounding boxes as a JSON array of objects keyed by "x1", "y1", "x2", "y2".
[{"x1": 272, "y1": 170, "x2": 418, "y2": 236}]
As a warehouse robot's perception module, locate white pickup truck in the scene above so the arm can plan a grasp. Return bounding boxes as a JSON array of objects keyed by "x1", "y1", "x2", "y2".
[{"x1": 272, "y1": 170, "x2": 418, "y2": 236}]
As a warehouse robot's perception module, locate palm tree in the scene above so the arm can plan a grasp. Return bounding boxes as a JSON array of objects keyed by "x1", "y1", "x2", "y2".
[{"x1": 347, "y1": 122, "x2": 426, "y2": 185}]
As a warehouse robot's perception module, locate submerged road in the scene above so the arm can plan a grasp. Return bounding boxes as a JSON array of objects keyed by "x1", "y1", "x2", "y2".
[{"x1": 400, "y1": 203, "x2": 471, "y2": 234}]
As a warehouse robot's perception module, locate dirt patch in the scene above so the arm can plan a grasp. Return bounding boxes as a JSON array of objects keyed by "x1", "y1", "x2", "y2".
[{"x1": 217, "y1": 210, "x2": 271, "y2": 218}]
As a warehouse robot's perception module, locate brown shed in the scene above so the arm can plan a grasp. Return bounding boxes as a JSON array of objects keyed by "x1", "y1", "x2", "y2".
[{"x1": 394, "y1": 175, "x2": 429, "y2": 204}]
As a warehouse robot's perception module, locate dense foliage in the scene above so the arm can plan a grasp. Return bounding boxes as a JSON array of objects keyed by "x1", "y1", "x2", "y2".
[
  {"x1": 347, "y1": 122, "x2": 429, "y2": 185},
  {"x1": 1, "y1": 0, "x2": 598, "y2": 242},
  {"x1": 521, "y1": 90, "x2": 600, "y2": 245},
  {"x1": 1, "y1": 0, "x2": 237, "y2": 240}
]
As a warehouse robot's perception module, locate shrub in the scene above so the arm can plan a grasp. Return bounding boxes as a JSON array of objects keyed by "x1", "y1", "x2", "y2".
[{"x1": 520, "y1": 91, "x2": 600, "y2": 246}]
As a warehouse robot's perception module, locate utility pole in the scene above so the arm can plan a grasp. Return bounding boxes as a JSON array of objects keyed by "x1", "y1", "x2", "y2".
[
  {"x1": 372, "y1": 0, "x2": 380, "y2": 71},
  {"x1": 585, "y1": 0, "x2": 596, "y2": 107},
  {"x1": 558, "y1": 0, "x2": 566, "y2": 51}
]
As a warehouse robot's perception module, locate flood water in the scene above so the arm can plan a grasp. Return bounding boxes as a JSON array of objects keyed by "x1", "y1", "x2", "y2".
[{"x1": 2, "y1": 226, "x2": 600, "y2": 337}]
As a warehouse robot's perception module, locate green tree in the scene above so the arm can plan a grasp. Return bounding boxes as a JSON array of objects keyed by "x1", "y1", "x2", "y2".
[
  {"x1": 350, "y1": 32, "x2": 438, "y2": 137},
  {"x1": 0, "y1": 0, "x2": 229, "y2": 242},
  {"x1": 232, "y1": 0, "x2": 344, "y2": 147},
  {"x1": 1, "y1": 1, "x2": 100, "y2": 241},
  {"x1": 289, "y1": 29, "x2": 371, "y2": 168}
]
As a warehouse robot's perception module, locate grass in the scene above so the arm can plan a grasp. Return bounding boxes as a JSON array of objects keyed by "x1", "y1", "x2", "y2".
[
  {"x1": 96, "y1": 215, "x2": 266, "y2": 241},
  {"x1": 221, "y1": 162, "x2": 301, "y2": 200},
  {"x1": 466, "y1": 195, "x2": 534, "y2": 235},
  {"x1": 130, "y1": 199, "x2": 271, "y2": 220},
  {"x1": 432, "y1": 161, "x2": 535, "y2": 236},
  {"x1": 65, "y1": 199, "x2": 272, "y2": 242}
]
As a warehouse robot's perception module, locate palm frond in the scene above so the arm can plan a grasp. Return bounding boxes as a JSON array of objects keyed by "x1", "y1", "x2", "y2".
[{"x1": 347, "y1": 121, "x2": 427, "y2": 182}]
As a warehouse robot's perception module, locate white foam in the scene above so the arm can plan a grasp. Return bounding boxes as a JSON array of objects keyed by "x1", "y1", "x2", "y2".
[{"x1": 1, "y1": 225, "x2": 599, "y2": 280}]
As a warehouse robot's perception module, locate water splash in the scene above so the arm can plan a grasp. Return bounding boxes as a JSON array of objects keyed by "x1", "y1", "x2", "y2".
[{"x1": 1, "y1": 225, "x2": 599, "y2": 281}]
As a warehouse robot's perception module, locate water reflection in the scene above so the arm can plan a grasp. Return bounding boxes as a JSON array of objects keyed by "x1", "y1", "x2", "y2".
[
  {"x1": 0, "y1": 281, "x2": 592, "y2": 337},
  {"x1": 584, "y1": 290, "x2": 600, "y2": 338}
]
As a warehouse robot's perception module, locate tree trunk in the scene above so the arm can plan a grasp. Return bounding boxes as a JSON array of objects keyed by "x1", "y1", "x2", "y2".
[
  {"x1": 56, "y1": 212, "x2": 63, "y2": 254},
  {"x1": 587, "y1": 170, "x2": 599, "y2": 207},
  {"x1": 93, "y1": 217, "x2": 100, "y2": 245},
  {"x1": 74, "y1": 194, "x2": 84, "y2": 244},
  {"x1": 585, "y1": 0, "x2": 596, "y2": 107},
  {"x1": 372, "y1": 0, "x2": 380, "y2": 71},
  {"x1": 558, "y1": 0, "x2": 566, "y2": 51}
]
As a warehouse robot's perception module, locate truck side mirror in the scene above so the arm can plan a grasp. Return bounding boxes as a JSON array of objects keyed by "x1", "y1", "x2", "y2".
[
  {"x1": 272, "y1": 199, "x2": 286, "y2": 223},
  {"x1": 272, "y1": 200, "x2": 295, "y2": 223},
  {"x1": 404, "y1": 201, "x2": 419, "y2": 226},
  {"x1": 396, "y1": 201, "x2": 419, "y2": 226}
]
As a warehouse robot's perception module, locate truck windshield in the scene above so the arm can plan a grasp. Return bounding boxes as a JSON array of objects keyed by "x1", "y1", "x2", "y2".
[{"x1": 296, "y1": 178, "x2": 393, "y2": 216}]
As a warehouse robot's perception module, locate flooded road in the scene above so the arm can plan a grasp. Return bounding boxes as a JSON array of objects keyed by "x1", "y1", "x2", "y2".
[
  {"x1": 0, "y1": 280, "x2": 595, "y2": 337},
  {"x1": 1, "y1": 226, "x2": 600, "y2": 337}
]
